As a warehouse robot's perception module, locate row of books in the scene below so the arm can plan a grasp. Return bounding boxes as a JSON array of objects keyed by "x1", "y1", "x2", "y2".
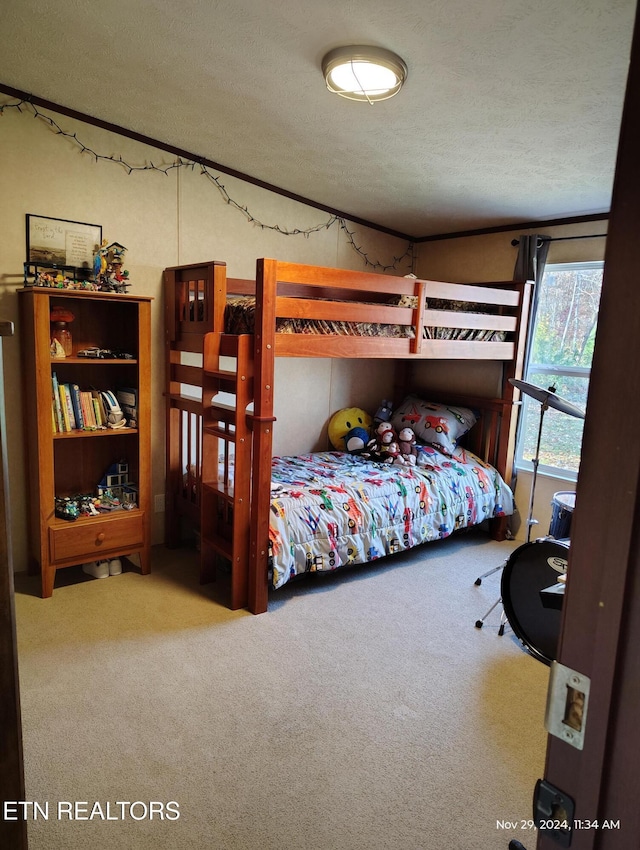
[{"x1": 51, "y1": 373, "x2": 122, "y2": 433}]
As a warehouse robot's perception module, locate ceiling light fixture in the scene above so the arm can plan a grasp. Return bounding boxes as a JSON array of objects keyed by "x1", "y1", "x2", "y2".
[{"x1": 322, "y1": 45, "x2": 408, "y2": 104}]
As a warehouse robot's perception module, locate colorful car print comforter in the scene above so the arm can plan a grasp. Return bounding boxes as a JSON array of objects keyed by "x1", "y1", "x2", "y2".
[{"x1": 268, "y1": 448, "x2": 513, "y2": 590}]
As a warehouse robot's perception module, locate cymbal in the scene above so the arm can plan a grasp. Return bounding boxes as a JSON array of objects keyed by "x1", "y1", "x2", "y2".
[{"x1": 509, "y1": 378, "x2": 586, "y2": 419}]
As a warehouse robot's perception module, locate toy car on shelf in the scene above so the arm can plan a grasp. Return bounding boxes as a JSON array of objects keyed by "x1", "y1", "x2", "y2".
[{"x1": 77, "y1": 348, "x2": 133, "y2": 359}]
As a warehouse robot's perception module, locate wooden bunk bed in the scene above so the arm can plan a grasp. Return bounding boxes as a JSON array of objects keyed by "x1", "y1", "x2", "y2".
[{"x1": 165, "y1": 259, "x2": 532, "y2": 614}]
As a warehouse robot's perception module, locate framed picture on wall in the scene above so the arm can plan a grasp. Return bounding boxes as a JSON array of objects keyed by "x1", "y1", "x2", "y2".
[{"x1": 26, "y1": 214, "x2": 102, "y2": 270}]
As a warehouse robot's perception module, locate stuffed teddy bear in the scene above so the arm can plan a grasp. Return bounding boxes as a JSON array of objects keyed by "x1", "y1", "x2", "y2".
[{"x1": 327, "y1": 407, "x2": 372, "y2": 453}]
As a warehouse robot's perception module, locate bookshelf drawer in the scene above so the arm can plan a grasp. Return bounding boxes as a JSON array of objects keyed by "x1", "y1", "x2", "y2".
[{"x1": 49, "y1": 512, "x2": 145, "y2": 563}]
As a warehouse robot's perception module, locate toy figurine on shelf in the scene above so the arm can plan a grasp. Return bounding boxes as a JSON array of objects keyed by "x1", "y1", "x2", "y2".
[
  {"x1": 96, "y1": 460, "x2": 136, "y2": 508},
  {"x1": 72, "y1": 278, "x2": 100, "y2": 291},
  {"x1": 35, "y1": 270, "x2": 72, "y2": 288},
  {"x1": 94, "y1": 240, "x2": 132, "y2": 293},
  {"x1": 35, "y1": 270, "x2": 56, "y2": 287},
  {"x1": 108, "y1": 242, "x2": 127, "y2": 263},
  {"x1": 94, "y1": 240, "x2": 108, "y2": 280},
  {"x1": 28, "y1": 265, "x2": 99, "y2": 290}
]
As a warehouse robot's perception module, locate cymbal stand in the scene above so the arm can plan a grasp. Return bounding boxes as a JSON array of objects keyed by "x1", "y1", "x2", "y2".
[
  {"x1": 524, "y1": 390, "x2": 552, "y2": 543},
  {"x1": 474, "y1": 390, "x2": 552, "y2": 632}
]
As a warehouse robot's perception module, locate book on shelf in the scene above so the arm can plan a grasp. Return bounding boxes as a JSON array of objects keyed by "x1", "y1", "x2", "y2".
[
  {"x1": 49, "y1": 380, "x2": 130, "y2": 432},
  {"x1": 70, "y1": 383, "x2": 84, "y2": 430},
  {"x1": 80, "y1": 390, "x2": 96, "y2": 427},
  {"x1": 62, "y1": 384, "x2": 77, "y2": 430},
  {"x1": 51, "y1": 372, "x2": 64, "y2": 433},
  {"x1": 92, "y1": 397, "x2": 103, "y2": 426},
  {"x1": 58, "y1": 384, "x2": 71, "y2": 431},
  {"x1": 91, "y1": 389, "x2": 107, "y2": 426}
]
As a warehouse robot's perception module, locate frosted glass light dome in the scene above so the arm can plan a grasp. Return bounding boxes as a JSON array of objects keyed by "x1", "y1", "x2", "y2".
[{"x1": 322, "y1": 46, "x2": 408, "y2": 103}]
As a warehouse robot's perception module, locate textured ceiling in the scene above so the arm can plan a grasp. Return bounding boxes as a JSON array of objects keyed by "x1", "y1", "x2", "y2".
[{"x1": 0, "y1": 0, "x2": 636, "y2": 237}]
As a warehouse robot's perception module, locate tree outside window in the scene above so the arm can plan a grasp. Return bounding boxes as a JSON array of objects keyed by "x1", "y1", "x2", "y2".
[{"x1": 515, "y1": 261, "x2": 603, "y2": 480}]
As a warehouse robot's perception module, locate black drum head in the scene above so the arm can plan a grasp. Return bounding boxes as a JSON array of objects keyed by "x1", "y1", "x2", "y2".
[{"x1": 501, "y1": 540, "x2": 569, "y2": 665}]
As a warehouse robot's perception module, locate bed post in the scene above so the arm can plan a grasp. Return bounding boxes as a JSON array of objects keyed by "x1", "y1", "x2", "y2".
[
  {"x1": 489, "y1": 280, "x2": 532, "y2": 540},
  {"x1": 248, "y1": 258, "x2": 278, "y2": 614},
  {"x1": 164, "y1": 267, "x2": 180, "y2": 548},
  {"x1": 409, "y1": 279, "x2": 427, "y2": 355},
  {"x1": 498, "y1": 280, "x2": 532, "y2": 485},
  {"x1": 211, "y1": 262, "x2": 227, "y2": 333}
]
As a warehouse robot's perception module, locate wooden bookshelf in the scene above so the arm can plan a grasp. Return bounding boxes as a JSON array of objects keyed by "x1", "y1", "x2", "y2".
[{"x1": 18, "y1": 288, "x2": 152, "y2": 597}]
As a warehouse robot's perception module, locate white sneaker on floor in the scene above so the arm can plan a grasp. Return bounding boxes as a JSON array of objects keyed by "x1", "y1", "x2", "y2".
[
  {"x1": 109, "y1": 557, "x2": 123, "y2": 576},
  {"x1": 82, "y1": 560, "x2": 109, "y2": 579}
]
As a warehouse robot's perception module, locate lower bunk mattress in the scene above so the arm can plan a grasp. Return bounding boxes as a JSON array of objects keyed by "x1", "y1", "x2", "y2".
[{"x1": 268, "y1": 449, "x2": 513, "y2": 590}]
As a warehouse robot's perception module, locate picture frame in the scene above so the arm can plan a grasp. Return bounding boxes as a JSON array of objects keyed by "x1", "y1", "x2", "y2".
[{"x1": 26, "y1": 214, "x2": 102, "y2": 271}]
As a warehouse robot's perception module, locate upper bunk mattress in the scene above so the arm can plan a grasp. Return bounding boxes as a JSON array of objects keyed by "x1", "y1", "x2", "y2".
[{"x1": 223, "y1": 295, "x2": 507, "y2": 342}]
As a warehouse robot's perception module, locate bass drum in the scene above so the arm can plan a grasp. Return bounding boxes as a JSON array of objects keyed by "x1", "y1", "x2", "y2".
[{"x1": 501, "y1": 539, "x2": 569, "y2": 665}]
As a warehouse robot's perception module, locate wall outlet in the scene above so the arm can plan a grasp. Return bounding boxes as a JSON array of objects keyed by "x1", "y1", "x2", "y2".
[{"x1": 154, "y1": 494, "x2": 165, "y2": 513}]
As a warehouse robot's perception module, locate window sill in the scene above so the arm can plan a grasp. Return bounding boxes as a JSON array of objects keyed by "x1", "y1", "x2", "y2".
[{"x1": 514, "y1": 462, "x2": 578, "y2": 484}]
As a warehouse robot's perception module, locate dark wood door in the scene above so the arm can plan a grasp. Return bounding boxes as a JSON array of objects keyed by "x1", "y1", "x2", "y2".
[
  {"x1": 538, "y1": 4, "x2": 640, "y2": 848},
  {"x1": 0, "y1": 320, "x2": 28, "y2": 850}
]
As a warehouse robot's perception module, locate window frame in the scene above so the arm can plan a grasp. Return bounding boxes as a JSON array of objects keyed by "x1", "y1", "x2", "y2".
[{"x1": 514, "y1": 259, "x2": 604, "y2": 482}]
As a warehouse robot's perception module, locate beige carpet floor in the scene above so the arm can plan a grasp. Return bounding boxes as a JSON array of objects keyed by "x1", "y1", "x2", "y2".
[{"x1": 14, "y1": 531, "x2": 548, "y2": 850}]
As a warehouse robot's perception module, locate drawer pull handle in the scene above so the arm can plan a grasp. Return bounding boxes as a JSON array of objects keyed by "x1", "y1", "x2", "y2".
[{"x1": 96, "y1": 532, "x2": 105, "y2": 543}]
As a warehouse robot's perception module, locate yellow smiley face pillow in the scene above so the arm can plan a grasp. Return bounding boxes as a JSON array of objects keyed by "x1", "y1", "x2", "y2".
[{"x1": 328, "y1": 407, "x2": 372, "y2": 452}]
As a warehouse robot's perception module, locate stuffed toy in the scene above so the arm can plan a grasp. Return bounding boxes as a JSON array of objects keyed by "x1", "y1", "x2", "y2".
[
  {"x1": 376, "y1": 420, "x2": 395, "y2": 441},
  {"x1": 327, "y1": 407, "x2": 372, "y2": 452},
  {"x1": 374, "y1": 399, "x2": 393, "y2": 425},
  {"x1": 385, "y1": 439, "x2": 403, "y2": 464},
  {"x1": 344, "y1": 426, "x2": 370, "y2": 453},
  {"x1": 362, "y1": 420, "x2": 398, "y2": 464},
  {"x1": 397, "y1": 426, "x2": 417, "y2": 465}
]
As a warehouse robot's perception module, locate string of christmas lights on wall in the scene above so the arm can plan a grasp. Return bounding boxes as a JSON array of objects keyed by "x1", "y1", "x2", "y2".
[{"x1": 0, "y1": 98, "x2": 415, "y2": 273}]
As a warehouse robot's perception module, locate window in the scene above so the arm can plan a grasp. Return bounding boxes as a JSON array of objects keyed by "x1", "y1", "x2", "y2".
[{"x1": 515, "y1": 261, "x2": 604, "y2": 480}]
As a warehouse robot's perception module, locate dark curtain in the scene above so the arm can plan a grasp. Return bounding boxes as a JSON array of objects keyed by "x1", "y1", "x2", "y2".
[
  {"x1": 509, "y1": 234, "x2": 551, "y2": 523},
  {"x1": 514, "y1": 234, "x2": 550, "y2": 368}
]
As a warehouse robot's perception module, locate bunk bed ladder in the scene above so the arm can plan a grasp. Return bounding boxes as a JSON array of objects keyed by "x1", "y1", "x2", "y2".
[
  {"x1": 165, "y1": 261, "x2": 227, "y2": 548},
  {"x1": 200, "y1": 332, "x2": 253, "y2": 610}
]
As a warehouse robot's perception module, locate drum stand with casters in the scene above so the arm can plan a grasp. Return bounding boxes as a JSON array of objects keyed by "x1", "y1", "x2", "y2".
[
  {"x1": 474, "y1": 558, "x2": 509, "y2": 634},
  {"x1": 473, "y1": 379, "x2": 584, "y2": 634}
]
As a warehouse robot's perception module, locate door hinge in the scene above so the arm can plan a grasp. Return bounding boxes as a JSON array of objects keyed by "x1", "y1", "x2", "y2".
[{"x1": 545, "y1": 661, "x2": 590, "y2": 750}]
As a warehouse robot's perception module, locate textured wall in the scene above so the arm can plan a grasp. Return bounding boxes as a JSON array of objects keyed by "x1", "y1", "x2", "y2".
[
  {"x1": 416, "y1": 221, "x2": 608, "y2": 538},
  {"x1": 0, "y1": 106, "x2": 410, "y2": 567}
]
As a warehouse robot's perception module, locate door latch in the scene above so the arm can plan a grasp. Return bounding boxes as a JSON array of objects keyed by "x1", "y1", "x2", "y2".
[{"x1": 545, "y1": 661, "x2": 590, "y2": 750}]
